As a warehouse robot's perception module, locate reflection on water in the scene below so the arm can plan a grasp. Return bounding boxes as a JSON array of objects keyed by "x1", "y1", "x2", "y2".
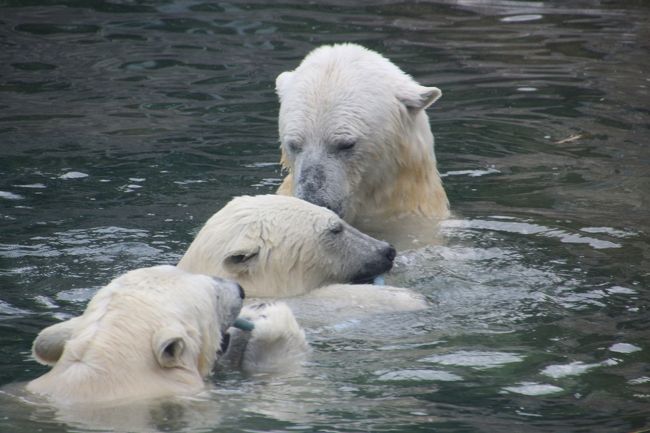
[{"x1": 1, "y1": 0, "x2": 649, "y2": 432}]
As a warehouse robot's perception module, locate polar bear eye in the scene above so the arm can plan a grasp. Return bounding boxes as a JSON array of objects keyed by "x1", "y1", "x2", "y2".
[
  {"x1": 329, "y1": 222, "x2": 344, "y2": 235},
  {"x1": 286, "y1": 140, "x2": 303, "y2": 154},
  {"x1": 335, "y1": 139, "x2": 356, "y2": 152},
  {"x1": 228, "y1": 252, "x2": 258, "y2": 264}
]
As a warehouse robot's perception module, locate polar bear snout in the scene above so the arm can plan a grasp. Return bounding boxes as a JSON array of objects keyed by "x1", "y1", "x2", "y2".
[
  {"x1": 294, "y1": 160, "x2": 346, "y2": 218},
  {"x1": 374, "y1": 242, "x2": 396, "y2": 273},
  {"x1": 211, "y1": 277, "x2": 246, "y2": 333},
  {"x1": 350, "y1": 242, "x2": 395, "y2": 284},
  {"x1": 212, "y1": 276, "x2": 245, "y2": 299},
  {"x1": 384, "y1": 244, "x2": 397, "y2": 263}
]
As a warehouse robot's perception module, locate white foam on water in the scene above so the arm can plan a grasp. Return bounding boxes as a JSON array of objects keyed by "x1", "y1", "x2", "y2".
[
  {"x1": 174, "y1": 179, "x2": 206, "y2": 185},
  {"x1": 606, "y1": 286, "x2": 637, "y2": 295},
  {"x1": 376, "y1": 369, "x2": 463, "y2": 382},
  {"x1": 0, "y1": 300, "x2": 30, "y2": 316},
  {"x1": 517, "y1": 87, "x2": 538, "y2": 92},
  {"x1": 0, "y1": 191, "x2": 24, "y2": 200},
  {"x1": 503, "y1": 382, "x2": 563, "y2": 396},
  {"x1": 500, "y1": 14, "x2": 543, "y2": 23},
  {"x1": 120, "y1": 184, "x2": 143, "y2": 192},
  {"x1": 541, "y1": 359, "x2": 619, "y2": 379},
  {"x1": 33, "y1": 295, "x2": 59, "y2": 309},
  {"x1": 14, "y1": 183, "x2": 46, "y2": 189},
  {"x1": 580, "y1": 227, "x2": 637, "y2": 238},
  {"x1": 442, "y1": 219, "x2": 621, "y2": 249},
  {"x1": 515, "y1": 410, "x2": 543, "y2": 417},
  {"x1": 421, "y1": 351, "x2": 524, "y2": 370},
  {"x1": 628, "y1": 376, "x2": 650, "y2": 385},
  {"x1": 608, "y1": 343, "x2": 641, "y2": 354},
  {"x1": 440, "y1": 167, "x2": 500, "y2": 178},
  {"x1": 243, "y1": 162, "x2": 279, "y2": 168},
  {"x1": 59, "y1": 171, "x2": 88, "y2": 179},
  {"x1": 252, "y1": 178, "x2": 282, "y2": 188}
]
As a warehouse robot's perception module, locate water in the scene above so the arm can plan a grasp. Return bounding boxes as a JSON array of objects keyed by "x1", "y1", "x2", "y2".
[{"x1": 1, "y1": 1, "x2": 649, "y2": 431}]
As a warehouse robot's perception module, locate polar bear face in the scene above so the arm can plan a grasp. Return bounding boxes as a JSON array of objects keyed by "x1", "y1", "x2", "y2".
[
  {"x1": 27, "y1": 265, "x2": 244, "y2": 404},
  {"x1": 275, "y1": 43, "x2": 442, "y2": 223},
  {"x1": 177, "y1": 195, "x2": 396, "y2": 298}
]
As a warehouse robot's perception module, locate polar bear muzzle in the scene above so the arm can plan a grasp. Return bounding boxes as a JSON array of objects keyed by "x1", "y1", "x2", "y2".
[
  {"x1": 350, "y1": 243, "x2": 396, "y2": 284},
  {"x1": 294, "y1": 161, "x2": 345, "y2": 217}
]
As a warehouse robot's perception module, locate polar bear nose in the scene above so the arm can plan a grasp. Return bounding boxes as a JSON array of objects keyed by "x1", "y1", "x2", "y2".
[
  {"x1": 384, "y1": 245, "x2": 397, "y2": 262},
  {"x1": 236, "y1": 283, "x2": 245, "y2": 300}
]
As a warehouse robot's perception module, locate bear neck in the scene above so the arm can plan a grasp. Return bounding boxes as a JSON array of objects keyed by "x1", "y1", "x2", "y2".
[{"x1": 363, "y1": 113, "x2": 449, "y2": 221}]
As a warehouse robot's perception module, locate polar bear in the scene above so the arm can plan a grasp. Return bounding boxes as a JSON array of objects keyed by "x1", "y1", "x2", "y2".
[
  {"x1": 275, "y1": 43, "x2": 449, "y2": 248},
  {"x1": 178, "y1": 194, "x2": 396, "y2": 298},
  {"x1": 27, "y1": 265, "x2": 305, "y2": 404},
  {"x1": 177, "y1": 195, "x2": 428, "y2": 326}
]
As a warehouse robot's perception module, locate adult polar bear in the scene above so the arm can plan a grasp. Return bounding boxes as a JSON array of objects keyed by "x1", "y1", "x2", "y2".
[
  {"x1": 275, "y1": 43, "x2": 449, "y2": 248},
  {"x1": 28, "y1": 266, "x2": 244, "y2": 404},
  {"x1": 177, "y1": 195, "x2": 427, "y2": 326}
]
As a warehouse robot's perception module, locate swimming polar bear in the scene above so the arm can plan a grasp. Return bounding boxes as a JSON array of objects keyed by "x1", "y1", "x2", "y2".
[
  {"x1": 178, "y1": 194, "x2": 396, "y2": 298},
  {"x1": 27, "y1": 266, "x2": 243, "y2": 404},
  {"x1": 177, "y1": 195, "x2": 429, "y2": 327},
  {"x1": 275, "y1": 43, "x2": 449, "y2": 248}
]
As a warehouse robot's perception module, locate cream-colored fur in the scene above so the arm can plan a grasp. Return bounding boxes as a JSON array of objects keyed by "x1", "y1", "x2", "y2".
[
  {"x1": 220, "y1": 302, "x2": 310, "y2": 374},
  {"x1": 275, "y1": 43, "x2": 449, "y2": 248},
  {"x1": 178, "y1": 195, "x2": 395, "y2": 298},
  {"x1": 27, "y1": 265, "x2": 243, "y2": 404}
]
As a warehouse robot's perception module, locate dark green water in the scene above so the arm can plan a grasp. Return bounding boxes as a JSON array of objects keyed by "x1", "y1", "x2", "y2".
[{"x1": 1, "y1": 1, "x2": 649, "y2": 432}]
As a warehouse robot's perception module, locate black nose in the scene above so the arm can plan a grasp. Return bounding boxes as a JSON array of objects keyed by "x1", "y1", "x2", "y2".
[
  {"x1": 236, "y1": 283, "x2": 245, "y2": 300},
  {"x1": 385, "y1": 245, "x2": 396, "y2": 262}
]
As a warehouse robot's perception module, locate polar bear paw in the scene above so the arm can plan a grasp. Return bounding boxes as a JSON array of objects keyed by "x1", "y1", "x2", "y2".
[{"x1": 219, "y1": 302, "x2": 309, "y2": 374}]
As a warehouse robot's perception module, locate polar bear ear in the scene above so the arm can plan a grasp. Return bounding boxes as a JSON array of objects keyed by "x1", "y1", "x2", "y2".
[
  {"x1": 223, "y1": 246, "x2": 260, "y2": 275},
  {"x1": 275, "y1": 71, "x2": 295, "y2": 100},
  {"x1": 153, "y1": 326, "x2": 187, "y2": 369},
  {"x1": 398, "y1": 86, "x2": 442, "y2": 112},
  {"x1": 32, "y1": 317, "x2": 80, "y2": 366}
]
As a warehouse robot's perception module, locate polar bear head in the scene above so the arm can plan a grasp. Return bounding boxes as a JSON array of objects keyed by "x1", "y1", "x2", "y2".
[
  {"x1": 177, "y1": 195, "x2": 396, "y2": 298},
  {"x1": 27, "y1": 265, "x2": 244, "y2": 404},
  {"x1": 275, "y1": 43, "x2": 443, "y2": 223}
]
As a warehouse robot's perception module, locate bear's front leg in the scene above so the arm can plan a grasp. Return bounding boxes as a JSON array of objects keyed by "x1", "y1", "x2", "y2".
[{"x1": 218, "y1": 302, "x2": 309, "y2": 374}]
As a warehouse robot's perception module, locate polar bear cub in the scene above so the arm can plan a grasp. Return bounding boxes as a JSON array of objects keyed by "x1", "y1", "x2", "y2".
[
  {"x1": 275, "y1": 43, "x2": 449, "y2": 248},
  {"x1": 178, "y1": 194, "x2": 396, "y2": 298},
  {"x1": 27, "y1": 265, "x2": 244, "y2": 404}
]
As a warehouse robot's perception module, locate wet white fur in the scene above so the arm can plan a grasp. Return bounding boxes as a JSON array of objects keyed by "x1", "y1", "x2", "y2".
[
  {"x1": 178, "y1": 194, "x2": 392, "y2": 298},
  {"x1": 221, "y1": 302, "x2": 310, "y2": 374},
  {"x1": 27, "y1": 265, "x2": 243, "y2": 404},
  {"x1": 276, "y1": 43, "x2": 449, "y2": 248}
]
